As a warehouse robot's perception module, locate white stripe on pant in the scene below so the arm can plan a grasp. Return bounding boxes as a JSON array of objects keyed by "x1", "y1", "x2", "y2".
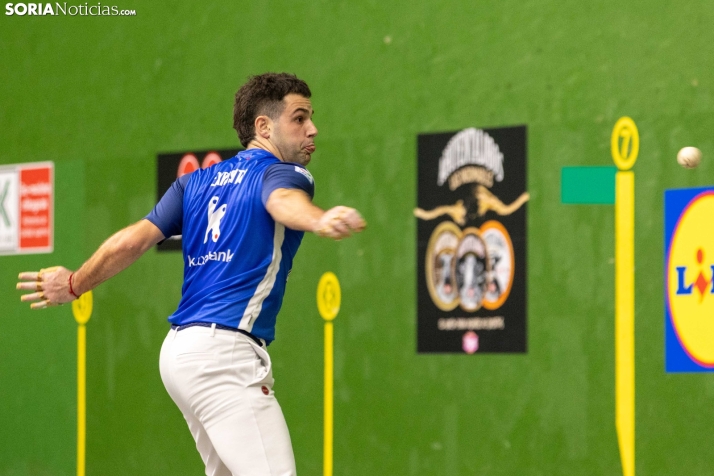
[{"x1": 159, "y1": 326, "x2": 297, "y2": 476}]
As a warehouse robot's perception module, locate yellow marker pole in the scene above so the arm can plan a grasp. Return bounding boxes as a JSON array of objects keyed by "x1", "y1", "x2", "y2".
[
  {"x1": 72, "y1": 291, "x2": 93, "y2": 476},
  {"x1": 317, "y1": 272, "x2": 341, "y2": 476},
  {"x1": 76, "y1": 323, "x2": 87, "y2": 476},
  {"x1": 611, "y1": 117, "x2": 638, "y2": 476},
  {"x1": 323, "y1": 320, "x2": 334, "y2": 476}
]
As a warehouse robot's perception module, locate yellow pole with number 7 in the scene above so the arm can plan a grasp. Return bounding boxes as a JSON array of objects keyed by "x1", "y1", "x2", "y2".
[
  {"x1": 611, "y1": 117, "x2": 638, "y2": 476},
  {"x1": 72, "y1": 291, "x2": 93, "y2": 476},
  {"x1": 317, "y1": 272, "x2": 341, "y2": 476}
]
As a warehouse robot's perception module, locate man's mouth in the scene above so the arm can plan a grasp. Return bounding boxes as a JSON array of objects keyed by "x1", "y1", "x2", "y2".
[{"x1": 304, "y1": 144, "x2": 316, "y2": 154}]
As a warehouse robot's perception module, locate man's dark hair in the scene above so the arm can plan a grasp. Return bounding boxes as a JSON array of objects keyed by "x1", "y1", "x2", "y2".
[{"x1": 233, "y1": 73, "x2": 312, "y2": 147}]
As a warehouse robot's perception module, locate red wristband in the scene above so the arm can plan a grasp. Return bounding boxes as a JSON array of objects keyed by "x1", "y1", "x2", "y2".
[{"x1": 68, "y1": 273, "x2": 80, "y2": 299}]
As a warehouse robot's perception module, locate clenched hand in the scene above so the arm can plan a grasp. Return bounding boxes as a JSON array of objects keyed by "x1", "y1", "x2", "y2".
[{"x1": 315, "y1": 206, "x2": 366, "y2": 240}]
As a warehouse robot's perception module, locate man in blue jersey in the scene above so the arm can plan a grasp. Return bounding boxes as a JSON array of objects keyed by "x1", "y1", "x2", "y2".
[{"x1": 17, "y1": 73, "x2": 365, "y2": 475}]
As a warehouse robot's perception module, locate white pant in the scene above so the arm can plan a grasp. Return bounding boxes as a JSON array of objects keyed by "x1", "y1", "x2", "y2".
[{"x1": 159, "y1": 326, "x2": 297, "y2": 476}]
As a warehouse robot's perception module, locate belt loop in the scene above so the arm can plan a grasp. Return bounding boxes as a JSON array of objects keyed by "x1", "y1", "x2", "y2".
[{"x1": 210, "y1": 323, "x2": 216, "y2": 337}]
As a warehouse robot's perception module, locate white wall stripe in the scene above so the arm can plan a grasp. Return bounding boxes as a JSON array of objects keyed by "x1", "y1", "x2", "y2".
[{"x1": 238, "y1": 223, "x2": 285, "y2": 332}]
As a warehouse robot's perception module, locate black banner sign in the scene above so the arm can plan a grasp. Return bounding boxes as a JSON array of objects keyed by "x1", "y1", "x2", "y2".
[
  {"x1": 156, "y1": 149, "x2": 240, "y2": 252},
  {"x1": 416, "y1": 126, "x2": 528, "y2": 353}
]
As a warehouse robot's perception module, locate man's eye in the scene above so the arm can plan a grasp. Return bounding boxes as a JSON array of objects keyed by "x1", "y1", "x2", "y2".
[{"x1": 296, "y1": 116, "x2": 304, "y2": 123}]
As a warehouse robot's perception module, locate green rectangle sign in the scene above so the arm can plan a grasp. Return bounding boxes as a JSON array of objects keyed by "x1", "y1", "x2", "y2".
[{"x1": 561, "y1": 166, "x2": 617, "y2": 204}]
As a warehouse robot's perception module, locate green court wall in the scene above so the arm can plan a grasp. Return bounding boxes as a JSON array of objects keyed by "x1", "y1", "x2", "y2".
[{"x1": 2, "y1": 1, "x2": 714, "y2": 474}]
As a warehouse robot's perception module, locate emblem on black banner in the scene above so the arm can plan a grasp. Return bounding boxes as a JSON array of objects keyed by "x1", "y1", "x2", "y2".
[{"x1": 415, "y1": 127, "x2": 528, "y2": 353}]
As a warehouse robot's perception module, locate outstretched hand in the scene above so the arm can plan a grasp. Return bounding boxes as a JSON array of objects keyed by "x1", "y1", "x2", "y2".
[
  {"x1": 315, "y1": 206, "x2": 366, "y2": 240},
  {"x1": 16, "y1": 266, "x2": 76, "y2": 309}
]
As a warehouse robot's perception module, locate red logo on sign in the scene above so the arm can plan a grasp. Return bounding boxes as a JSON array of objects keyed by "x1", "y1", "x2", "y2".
[
  {"x1": 177, "y1": 152, "x2": 223, "y2": 178},
  {"x1": 19, "y1": 166, "x2": 52, "y2": 251},
  {"x1": 202, "y1": 152, "x2": 222, "y2": 169},
  {"x1": 177, "y1": 154, "x2": 199, "y2": 177}
]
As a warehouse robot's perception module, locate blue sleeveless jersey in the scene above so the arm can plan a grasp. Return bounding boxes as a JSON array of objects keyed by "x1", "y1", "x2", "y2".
[{"x1": 146, "y1": 149, "x2": 315, "y2": 343}]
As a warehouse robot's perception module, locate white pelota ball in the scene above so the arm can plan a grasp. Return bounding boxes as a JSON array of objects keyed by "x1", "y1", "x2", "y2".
[{"x1": 677, "y1": 147, "x2": 702, "y2": 169}]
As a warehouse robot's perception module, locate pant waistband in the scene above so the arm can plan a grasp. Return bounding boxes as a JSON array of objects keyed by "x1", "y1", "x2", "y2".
[{"x1": 170, "y1": 322, "x2": 265, "y2": 347}]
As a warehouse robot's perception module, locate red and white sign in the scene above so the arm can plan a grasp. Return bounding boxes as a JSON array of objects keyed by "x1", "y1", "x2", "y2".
[{"x1": 0, "y1": 162, "x2": 53, "y2": 255}]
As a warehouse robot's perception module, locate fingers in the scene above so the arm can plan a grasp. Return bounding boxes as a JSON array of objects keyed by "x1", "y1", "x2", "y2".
[
  {"x1": 17, "y1": 269, "x2": 46, "y2": 307},
  {"x1": 334, "y1": 209, "x2": 365, "y2": 234},
  {"x1": 19, "y1": 266, "x2": 61, "y2": 280},
  {"x1": 20, "y1": 291, "x2": 60, "y2": 309},
  {"x1": 331, "y1": 219, "x2": 351, "y2": 236},
  {"x1": 316, "y1": 212, "x2": 349, "y2": 239},
  {"x1": 18, "y1": 271, "x2": 40, "y2": 281},
  {"x1": 342, "y1": 209, "x2": 366, "y2": 231},
  {"x1": 30, "y1": 300, "x2": 59, "y2": 309},
  {"x1": 17, "y1": 269, "x2": 44, "y2": 293},
  {"x1": 16, "y1": 282, "x2": 41, "y2": 291},
  {"x1": 20, "y1": 292, "x2": 45, "y2": 302},
  {"x1": 319, "y1": 223, "x2": 352, "y2": 240}
]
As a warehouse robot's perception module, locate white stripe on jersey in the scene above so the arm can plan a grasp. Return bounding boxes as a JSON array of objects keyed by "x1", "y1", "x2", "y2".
[{"x1": 238, "y1": 223, "x2": 286, "y2": 332}]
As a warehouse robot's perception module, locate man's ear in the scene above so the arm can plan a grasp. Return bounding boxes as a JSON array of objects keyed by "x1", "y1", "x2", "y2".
[{"x1": 255, "y1": 115, "x2": 273, "y2": 139}]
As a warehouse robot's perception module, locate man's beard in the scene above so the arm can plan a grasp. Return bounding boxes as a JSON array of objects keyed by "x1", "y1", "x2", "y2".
[
  {"x1": 288, "y1": 149, "x2": 310, "y2": 166},
  {"x1": 274, "y1": 136, "x2": 309, "y2": 165}
]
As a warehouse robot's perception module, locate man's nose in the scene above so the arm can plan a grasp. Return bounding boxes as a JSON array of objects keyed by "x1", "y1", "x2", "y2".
[{"x1": 307, "y1": 120, "x2": 318, "y2": 137}]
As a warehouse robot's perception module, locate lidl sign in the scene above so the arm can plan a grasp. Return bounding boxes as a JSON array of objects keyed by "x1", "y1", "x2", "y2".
[
  {"x1": 665, "y1": 187, "x2": 714, "y2": 372},
  {"x1": 0, "y1": 162, "x2": 54, "y2": 255}
]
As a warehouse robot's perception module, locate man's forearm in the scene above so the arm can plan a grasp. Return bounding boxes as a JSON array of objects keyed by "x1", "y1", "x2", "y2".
[
  {"x1": 266, "y1": 188, "x2": 323, "y2": 232},
  {"x1": 73, "y1": 221, "x2": 162, "y2": 295},
  {"x1": 266, "y1": 188, "x2": 366, "y2": 239},
  {"x1": 17, "y1": 219, "x2": 166, "y2": 308}
]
